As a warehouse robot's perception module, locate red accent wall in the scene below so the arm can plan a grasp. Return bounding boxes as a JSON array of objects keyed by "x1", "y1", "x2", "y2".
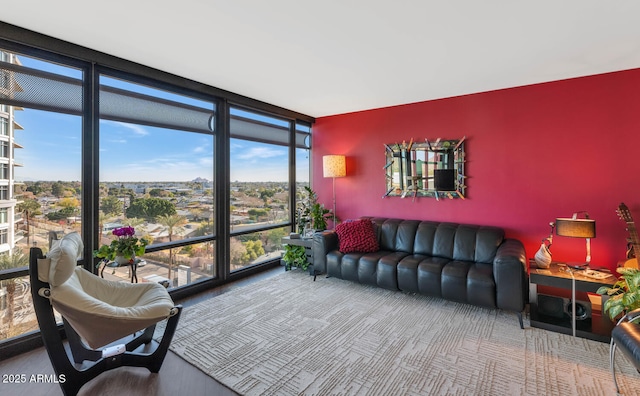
[{"x1": 312, "y1": 68, "x2": 640, "y2": 272}]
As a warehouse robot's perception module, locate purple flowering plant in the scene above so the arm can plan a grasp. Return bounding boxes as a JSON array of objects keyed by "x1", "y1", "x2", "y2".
[{"x1": 93, "y1": 226, "x2": 149, "y2": 262}]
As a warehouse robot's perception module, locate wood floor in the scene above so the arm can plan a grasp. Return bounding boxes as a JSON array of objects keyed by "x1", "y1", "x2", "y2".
[{"x1": 0, "y1": 267, "x2": 284, "y2": 396}]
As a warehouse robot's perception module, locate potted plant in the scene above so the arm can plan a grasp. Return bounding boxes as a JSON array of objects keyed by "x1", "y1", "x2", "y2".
[
  {"x1": 597, "y1": 267, "x2": 640, "y2": 320},
  {"x1": 296, "y1": 186, "x2": 333, "y2": 234},
  {"x1": 282, "y1": 244, "x2": 309, "y2": 271},
  {"x1": 93, "y1": 226, "x2": 149, "y2": 264}
]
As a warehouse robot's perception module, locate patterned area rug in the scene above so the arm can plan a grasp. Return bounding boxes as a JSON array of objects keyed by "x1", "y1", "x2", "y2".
[{"x1": 161, "y1": 270, "x2": 640, "y2": 395}]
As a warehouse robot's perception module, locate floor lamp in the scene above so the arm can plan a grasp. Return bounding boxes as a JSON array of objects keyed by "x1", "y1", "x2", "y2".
[{"x1": 323, "y1": 155, "x2": 346, "y2": 229}]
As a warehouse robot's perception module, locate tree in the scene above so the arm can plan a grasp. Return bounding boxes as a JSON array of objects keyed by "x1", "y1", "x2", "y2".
[
  {"x1": 158, "y1": 214, "x2": 187, "y2": 281},
  {"x1": 248, "y1": 208, "x2": 269, "y2": 221},
  {"x1": 51, "y1": 182, "x2": 65, "y2": 197},
  {"x1": 122, "y1": 217, "x2": 145, "y2": 228},
  {"x1": 58, "y1": 197, "x2": 80, "y2": 210},
  {"x1": 266, "y1": 228, "x2": 286, "y2": 251},
  {"x1": 17, "y1": 198, "x2": 41, "y2": 246},
  {"x1": 98, "y1": 212, "x2": 109, "y2": 244},
  {"x1": 229, "y1": 238, "x2": 247, "y2": 266},
  {"x1": 108, "y1": 186, "x2": 135, "y2": 197},
  {"x1": 194, "y1": 221, "x2": 213, "y2": 237},
  {"x1": 26, "y1": 181, "x2": 46, "y2": 195},
  {"x1": 259, "y1": 188, "x2": 275, "y2": 204},
  {"x1": 49, "y1": 197, "x2": 80, "y2": 223},
  {"x1": 100, "y1": 196, "x2": 123, "y2": 216},
  {"x1": 149, "y1": 188, "x2": 173, "y2": 197},
  {"x1": 46, "y1": 207, "x2": 76, "y2": 221},
  {"x1": 242, "y1": 240, "x2": 265, "y2": 263},
  {"x1": 190, "y1": 208, "x2": 203, "y2": 221},
  {"x1": 0, "y1": 251, "x2": 29, "y2": 332},
  {"x1": 126, "y1": 198, "x2": 176, "y2": 221}
]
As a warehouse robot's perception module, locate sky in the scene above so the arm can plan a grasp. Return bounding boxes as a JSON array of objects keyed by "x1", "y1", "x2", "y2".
[{"x1": 10, "y1": 53, "x2": 309, "y2": 183}]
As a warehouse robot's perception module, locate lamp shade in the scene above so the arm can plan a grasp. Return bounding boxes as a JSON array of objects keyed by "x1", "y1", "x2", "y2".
[
  {"x1": 323, "y1": 155, "x2": 346, "y2": 178},
  {"x1": 555, "y1": 218, "x2": 596, "y2": 238}
]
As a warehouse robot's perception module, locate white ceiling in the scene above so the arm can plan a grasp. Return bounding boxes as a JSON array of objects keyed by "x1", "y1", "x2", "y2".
[{"x1": 2, "y1": 1, "x2": 640, "y2": 118}]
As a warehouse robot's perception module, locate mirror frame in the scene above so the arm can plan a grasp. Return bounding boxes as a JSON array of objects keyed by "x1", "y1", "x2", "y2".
[{"x1": 383, "y1": 137, "x2": 466, "y2": 200}]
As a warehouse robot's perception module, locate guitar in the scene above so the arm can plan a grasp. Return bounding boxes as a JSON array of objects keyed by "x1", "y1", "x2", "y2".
[{"x1": 617, "y1": 203, "x2": 640, "y2": 269}]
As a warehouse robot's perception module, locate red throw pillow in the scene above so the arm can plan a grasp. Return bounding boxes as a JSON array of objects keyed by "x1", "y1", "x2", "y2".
[{"x1": 335, "y1": 219, "x2": 379, "y2": 253}]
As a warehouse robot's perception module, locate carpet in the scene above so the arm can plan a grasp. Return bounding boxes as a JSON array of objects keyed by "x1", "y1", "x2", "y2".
[{"x1": 161, "y1": 270, "x2": 640, "y2": 395}]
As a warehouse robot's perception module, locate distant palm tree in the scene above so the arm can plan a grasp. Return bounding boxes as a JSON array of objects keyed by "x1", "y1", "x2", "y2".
[
  {"x1": 0, "y1": 251, "x2": 29, "y2": 331},
  {"x1": 17, "y1": 199, "x2": 41, "y2": 246},
  {"x1": 122, "y1": 217, "x2": 145, "y2": 228},
  {"x1": 98, "y1": 212, "x2": 108, "y2": 244},
  {"x1": 157, "y1": 214, "x2": 187, "y2": 282}
]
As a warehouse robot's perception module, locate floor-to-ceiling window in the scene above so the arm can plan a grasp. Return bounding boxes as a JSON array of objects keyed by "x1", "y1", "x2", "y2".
[
  {"x1": 0, "y1": 47, "x2": 83, "y2": 343},
  {"x1": 295, "y1": 122, "x2": 311, "y2": 233},
  {"x1": 0, "y1": 26, "x2": 314, "y2": 354},
  {"x1": 229, "y1": 107, "x2": 291, "y2": 271},
  {"x1": 98, "y1": 74, "x2": 216, "y2": 287}
]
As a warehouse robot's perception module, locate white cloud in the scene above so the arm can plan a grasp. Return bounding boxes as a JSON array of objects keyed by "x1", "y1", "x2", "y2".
[
  {"x1": 236, "y1": 146, "x2": 285, "y2": 160},
  {"x1": 101, "y1": 120, "x2": 149, "y2": 136}
]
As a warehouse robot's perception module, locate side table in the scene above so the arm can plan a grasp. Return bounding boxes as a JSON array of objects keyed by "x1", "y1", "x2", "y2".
[
  {"x1": 281, "y1": 236, "x2": 320, "y2": 280},
  {"x1": 100, "y1": 259, "x2": 140, "y2": 283},
  {"x1": 529, "y1": 261, "x2": 617, "y2": 342}
]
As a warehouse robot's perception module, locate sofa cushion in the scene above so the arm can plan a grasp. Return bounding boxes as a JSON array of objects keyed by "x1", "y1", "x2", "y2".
[{"x1": 336, "y1": 219, "x2": 379, "y2": 253}]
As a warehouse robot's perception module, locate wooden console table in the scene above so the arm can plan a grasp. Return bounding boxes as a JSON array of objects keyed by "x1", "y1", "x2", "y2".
[{"x1": 529, "y1": 261, "x2": 617, "y2": 342}]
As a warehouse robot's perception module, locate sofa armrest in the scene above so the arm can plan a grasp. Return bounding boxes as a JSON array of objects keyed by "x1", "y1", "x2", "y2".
[
  {"x1": 493, "y1": 238, "x2": 528, "y2": 312},
  {"x1": 313, "y1": 230, "x2": 339, "y2": 274}
]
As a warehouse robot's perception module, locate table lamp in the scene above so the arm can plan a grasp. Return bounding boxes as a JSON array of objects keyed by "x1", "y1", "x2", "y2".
[
  {"x1": 322, "y1": 155, "x2": 346, "y2": 229},
  {"x1": 555, "y1": 211, "x2": 596, "y2": 269}
]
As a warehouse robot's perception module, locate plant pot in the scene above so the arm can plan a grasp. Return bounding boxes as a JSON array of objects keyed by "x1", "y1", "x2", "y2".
[{"x1": 115, "y1": 255, "x2": 132, "y2": 265}]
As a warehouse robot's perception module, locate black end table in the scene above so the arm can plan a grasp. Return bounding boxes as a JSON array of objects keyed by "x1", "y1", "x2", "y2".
[
  {"x1": 281, "y1": 236, "x2": 320, "y2": 280},
  {"x1": 529, "y1": 261, "x2": 617, "y2": 342}
]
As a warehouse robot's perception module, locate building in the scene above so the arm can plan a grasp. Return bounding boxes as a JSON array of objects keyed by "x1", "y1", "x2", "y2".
[{"x1": 0, "y1": 50, "x2": 24, "y2": 253}]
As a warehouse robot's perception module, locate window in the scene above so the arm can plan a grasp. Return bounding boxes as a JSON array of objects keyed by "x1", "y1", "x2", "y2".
[
  {"x1": 229, "y1": 107, "x2": 292, "y2": 270},
  {"x1": 98, "y1": 74, "x2": 216, "y2": 287},
  {"x1": 229, "y1": 227, "x2": 287, "y2": 270},
  {"x1": 0, "y1": 51, "x2": 10, "y2": 89},
  {"x1": 295, "y1": 122, "x2": 311, "y2": 233},
  {"x1": 0, "y1": 71, "x2": 8, "y2": 90},
  {"x1": 0, "y1": 117, "x2": 7, "y2": 136},
  {"x1": 0, "y1": 31, "x2": 314, "y2": 352},
  {"x1": 0, "y1": 48, "x2": 83, "y2": 343},
  {"x1": 0, "y1": 141, "x2": 8, "y2": 158}
]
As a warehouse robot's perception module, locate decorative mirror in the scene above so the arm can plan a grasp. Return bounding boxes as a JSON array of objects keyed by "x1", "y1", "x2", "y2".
[{"x1": 383, "y1": 137, "x2": 466, "y2": 200}]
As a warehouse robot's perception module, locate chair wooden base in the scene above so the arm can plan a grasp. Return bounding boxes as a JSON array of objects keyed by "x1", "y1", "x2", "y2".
[{"x1": 29, "y1": 247, "x2": 182, "y2": 396}]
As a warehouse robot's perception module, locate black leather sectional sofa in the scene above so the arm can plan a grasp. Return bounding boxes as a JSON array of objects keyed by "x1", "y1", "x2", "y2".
[{"x1": 313, "y1": 217, "x2": 528, "y2": 327}]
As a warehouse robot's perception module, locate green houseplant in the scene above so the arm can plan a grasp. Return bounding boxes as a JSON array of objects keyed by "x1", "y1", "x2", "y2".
[
  {"x1": 282, "y1": 244, "x2": 309, "y2": 271},
  {"x1": 296, "y1": 186, "x2": 333, "y2": 234},
  {"x1": 597, "y1": 267, "x2": 640, "y2": 320}
]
